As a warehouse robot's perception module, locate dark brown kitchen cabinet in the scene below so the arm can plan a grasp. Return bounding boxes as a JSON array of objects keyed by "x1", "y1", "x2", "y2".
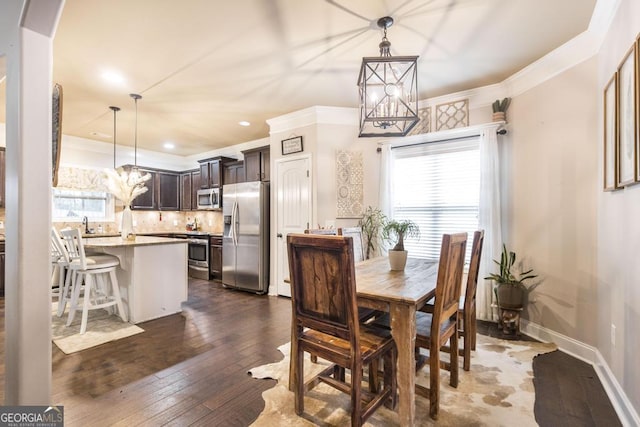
[
  {"x1": 158, "y1": 172, "x2": 180, "y2": 210},
  {"x1": 180, "y1": 172, "x2": 192, "y2": 211},
  {"x1": 198, "y1": 156, "x2": 235, "y2": 189},
  {"x1": 130, "y1": 169, "x2": 156, "y2": 210},
  {"x1": 223, "y1": 161, "x2": 245, "y2": 185},
  {"x1": 191, "y1": 171, "x2": 201, "y2": 208},
  {"x1": 181, "y1": 169, "x2": 201, "y2": 211},
  {"x1": 210, "y1": 236, "x2": 222, "y2": 281},
  {"x1": 243, "y1": 146, "x2": 270, "y2": 182}
]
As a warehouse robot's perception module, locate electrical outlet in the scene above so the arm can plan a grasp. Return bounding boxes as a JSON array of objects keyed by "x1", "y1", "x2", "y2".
[
  {"x1": 132, "y1": 220, "x2": 137, "y2": 227},
  {"x1": 209, "y1": 220, "x2": 212, "y2": 226},
  {"x1": 611, "y1": 324, "x2": 616, "y2": 347},
  {"x1": 173, "y1": 220, "x2": 178, "y2": 226}
]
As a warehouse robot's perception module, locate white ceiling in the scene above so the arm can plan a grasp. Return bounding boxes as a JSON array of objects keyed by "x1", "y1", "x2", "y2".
[{"x1": 0, "y1": 0, "x2": 596, "y2": 157}]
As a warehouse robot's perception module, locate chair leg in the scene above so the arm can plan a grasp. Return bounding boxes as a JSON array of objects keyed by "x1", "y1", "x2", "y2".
[
  {"x1": 79, "y1": 274, "x2": 94, "y2": 334},
  {"x1": 350, "y1": 361, "x2": 363, "y2": 427},
  {"x1": 463, "y1": 310, "x2": 472, "y2": 371},
  {"x1": 470, "y1": 306, "x2": 477, "y2": 350},
  {"x1": 450, "y1": 326, "x2": 459, "y2": 388},
  {"x1": 109, "y1": 269, "x2": 127, "y2": 322},
  {"x1": 429, "y1": 344, "x2": 440, "y2": 420},
  {"x1": 294, "y1": 344, "x2": 304, "y2": 416},
  {"x1": 66, "y1": 272, "x2": 83, "y2": 326},
  {"x1": 57, "y1": 268, "x2": 73, "y2": 317},
  {"x1": 383, "y1": 349, "x2": 397, "y2": 410}
]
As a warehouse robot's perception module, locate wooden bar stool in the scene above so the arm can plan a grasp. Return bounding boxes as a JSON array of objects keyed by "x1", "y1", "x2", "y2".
[{"x1": 59, "y1": 228, "x2": 127, "y2": 334}]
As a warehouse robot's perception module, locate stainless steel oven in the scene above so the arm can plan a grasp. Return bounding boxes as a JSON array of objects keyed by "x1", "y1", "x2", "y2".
[{"x1": 188, "y1": 237, "x2": 210, "y2": 280}]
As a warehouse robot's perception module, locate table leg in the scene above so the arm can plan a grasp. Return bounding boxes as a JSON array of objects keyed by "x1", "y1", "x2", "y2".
[{"x1": 390, "y1": 302, "x2": 416, "y2": 426}]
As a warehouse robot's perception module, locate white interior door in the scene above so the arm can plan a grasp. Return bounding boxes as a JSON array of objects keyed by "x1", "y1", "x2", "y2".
[{"x1": 275, "y1": 155, "x2": 311, "y2": 297}]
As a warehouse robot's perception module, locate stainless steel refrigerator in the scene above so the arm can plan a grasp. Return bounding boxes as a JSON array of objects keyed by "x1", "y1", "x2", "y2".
[{"x1": 222, "y1": 181, "x2": 270, "y2": 294}]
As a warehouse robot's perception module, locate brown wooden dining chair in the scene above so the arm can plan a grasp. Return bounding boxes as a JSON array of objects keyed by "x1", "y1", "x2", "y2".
[
  {"x1": 459, "y1": 230, "x2": 484, "y2": 371},
  {"x1": 287, "y1": 233, "x2": 396, "y2": 426},
  {"x1": 414, "y1": 232, "x2": 467, "y2": 419},
  {"x1": 370, "y1": 232, "x2": 467, "y2": 419}
]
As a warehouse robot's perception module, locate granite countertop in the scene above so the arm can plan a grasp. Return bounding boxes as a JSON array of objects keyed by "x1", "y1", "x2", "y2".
[{"x1": 83, "y1": 235, "x2": 188, "y2": 248}]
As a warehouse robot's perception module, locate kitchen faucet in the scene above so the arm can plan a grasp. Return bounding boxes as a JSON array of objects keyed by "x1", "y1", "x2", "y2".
[{"x1": 82, "y1": 216, "x2": 89, "y2": 234}]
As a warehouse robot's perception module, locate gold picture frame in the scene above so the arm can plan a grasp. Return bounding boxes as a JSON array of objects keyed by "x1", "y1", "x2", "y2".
[
  {"x1": 616, "y1": 45, "x2": 637, "y2": 188},
  {"x1": 52, "y1": 83, "x2": 63, "y2": 187},
  {"x1": 603, "y1": 73, "x2": 618, "y2": 191}
]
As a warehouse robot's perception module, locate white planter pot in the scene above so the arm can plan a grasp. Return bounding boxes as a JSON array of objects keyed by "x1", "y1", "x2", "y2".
[{"x1": 388, "y1": 250, "x2": 408, "y2": 271}]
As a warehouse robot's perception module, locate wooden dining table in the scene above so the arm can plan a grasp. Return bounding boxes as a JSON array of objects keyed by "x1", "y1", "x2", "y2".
[{"x1": 355, "y1": 256, "x2": 438, "y2": 427}]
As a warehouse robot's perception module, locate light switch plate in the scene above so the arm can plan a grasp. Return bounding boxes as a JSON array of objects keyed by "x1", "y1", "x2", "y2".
[{"x1": 173, "y1": 220, "x2": 178, "y2": 226}]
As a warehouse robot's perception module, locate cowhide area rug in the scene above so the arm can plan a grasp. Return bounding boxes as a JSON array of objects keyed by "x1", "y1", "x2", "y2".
[{"x1": 249, "y1": 335, "x2": 556, "y2": 426}]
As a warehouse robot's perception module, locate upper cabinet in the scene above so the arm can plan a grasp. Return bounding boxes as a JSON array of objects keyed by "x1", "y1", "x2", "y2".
[
  {"x1": 180, "y1": 169, "x2": 200, "y2": 211},
  {"x1": 198, "y1": 156, "x2": 235, "y2": 188},
  {"x1": 158, "y1": 172, "x2": 180, "y2": 211},
  {"x1": 223, "y1": 160, "x2": 245, "y2": 185},
  {"x1": 125, "y1": 165, "x2": 180, "y2": 211},
  {"x1": 242, "y1": 146, "x2": 270, "y2": 182}
]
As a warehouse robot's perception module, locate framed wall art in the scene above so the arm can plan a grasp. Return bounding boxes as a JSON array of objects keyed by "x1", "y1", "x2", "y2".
[
  {"x1": 636, "y1": 34, "x2": 640, "y2": 182},
  {"x1": 616, "y1": 45, "x2": 637, "y2": 187},
  {"x1": 52, "y1": 83, "x2": 63, "y2": 187},
  {"x1": 281, "y1": 136, "x2": 303, "y2": 155},
  {"x1": 603, "y1": 73, "x2": 618, "y2": 191}
]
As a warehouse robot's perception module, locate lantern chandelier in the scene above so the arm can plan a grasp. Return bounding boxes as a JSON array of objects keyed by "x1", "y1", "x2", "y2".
[{"x1": 358, "y1": 16, "x2": 419, "y2": 137}]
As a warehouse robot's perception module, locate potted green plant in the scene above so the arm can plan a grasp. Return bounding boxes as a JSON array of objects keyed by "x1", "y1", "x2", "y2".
[
  {"x1": 382, "y1": 219, "x2": 420, "y2": 270},
  {"x1": 358, "y1": 206, "x2": 386, "y2": 260},
  {"x1": 485, "y1": 244, "x2": 537, "y2": 309},
  {"x1": 492, "y1": 97, "x2": 511, "y2": 122}
]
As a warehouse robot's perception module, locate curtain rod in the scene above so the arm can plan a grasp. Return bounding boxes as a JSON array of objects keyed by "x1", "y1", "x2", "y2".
[{"x1": 376, "y1": 129, "x2": 507, "y2": 152}]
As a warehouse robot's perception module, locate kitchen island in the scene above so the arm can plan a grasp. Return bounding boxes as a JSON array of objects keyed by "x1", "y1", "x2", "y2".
[{"x1": 84, "y1": 236, "x2": 188, "y2": 323}]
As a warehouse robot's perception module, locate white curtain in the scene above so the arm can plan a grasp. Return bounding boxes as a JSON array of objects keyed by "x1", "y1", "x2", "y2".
[
  {"x1": 477, "y1": 127, "x2": 502, "y2": 321},
  {"x1": 378, "y1": 143, "x2": 393, "y2": 218}
]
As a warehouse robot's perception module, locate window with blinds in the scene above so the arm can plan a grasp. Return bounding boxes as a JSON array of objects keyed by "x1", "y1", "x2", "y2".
[{"x1": 391, "y1": 137, "x2": 480, "y2": 261}]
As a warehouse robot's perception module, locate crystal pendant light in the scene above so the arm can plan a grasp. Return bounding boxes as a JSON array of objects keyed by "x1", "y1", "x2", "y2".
[{"x1": 358, "y1": 17, "x2": 419, "y2": 137}]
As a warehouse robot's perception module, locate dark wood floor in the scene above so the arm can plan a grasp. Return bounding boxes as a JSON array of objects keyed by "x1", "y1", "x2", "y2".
[{"x1": 0, "y1": 279, "x2": 622, "y2": 426}]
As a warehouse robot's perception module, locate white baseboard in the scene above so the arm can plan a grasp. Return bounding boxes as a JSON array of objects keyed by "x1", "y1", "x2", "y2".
[{"x1": 521, "y1": 319, "x2": 640, "y2": 427}]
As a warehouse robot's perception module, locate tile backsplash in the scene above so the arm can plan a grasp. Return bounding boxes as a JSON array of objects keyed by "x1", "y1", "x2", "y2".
[{"x1": 57, "y1": 209, "x2": 223, "y2": 234}]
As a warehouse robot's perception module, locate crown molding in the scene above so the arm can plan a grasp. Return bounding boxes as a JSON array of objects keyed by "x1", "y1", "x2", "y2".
[{"x1": 267, "y1": 106, "x2": 358, "y2": 134}]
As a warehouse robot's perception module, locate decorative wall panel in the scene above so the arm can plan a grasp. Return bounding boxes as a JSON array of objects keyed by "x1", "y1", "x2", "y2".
[
  {"x1": 408, "y1": 107, "x2": 432, "y2": 135},
  {"x1": 336, "y1": 150, "x2": 363, "y2": 218},
  {"x1": 435, "y1": 99, "x2": 469, "y2": 131}
]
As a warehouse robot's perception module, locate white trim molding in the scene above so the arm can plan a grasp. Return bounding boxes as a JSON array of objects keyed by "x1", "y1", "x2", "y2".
[{"x1": 521, "y1": 319, "x2": 640, "y2": 427}]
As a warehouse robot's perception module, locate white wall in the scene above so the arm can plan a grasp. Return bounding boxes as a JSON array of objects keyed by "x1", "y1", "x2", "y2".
[
  {"x1": 507, "y1": 57, "x2": 599, "y2": 344},
  {"x1": 596, "y1": 0, "x2": 640, "y2": 413}
]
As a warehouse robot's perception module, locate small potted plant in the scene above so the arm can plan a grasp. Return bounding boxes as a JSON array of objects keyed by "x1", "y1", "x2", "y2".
[
  {"x1": 492, "y1": 97, "x2": 511, "y2": 122},
  {"x1": 485, "y1": 244, "x2": 537, "y2": 309},
  {"x1": 358, "y1": 206, "x2": 386, "y2": 260},
  {"x1": 382, "y1": 219, "x2": 420, "y2": 270}
]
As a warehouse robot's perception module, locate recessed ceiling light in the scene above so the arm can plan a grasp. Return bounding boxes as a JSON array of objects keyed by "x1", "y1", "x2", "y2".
[
  {"x1": 163, "y1": 142, "x2": 175, "y2": 149},
  {"x1": 238, "y1": 121, "x2": 251, "y2": 127},
  {"x1": 101, "y1": 70, "x2": 125, "y2": 85}
]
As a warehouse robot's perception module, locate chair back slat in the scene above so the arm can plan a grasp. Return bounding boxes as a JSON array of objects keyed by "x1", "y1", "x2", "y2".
[
  {"x1": 464, "y1": 230, "x2": 484, "y2": 310},
  {"x1": 59, "y1": 228, "x2": 87, "y2": 270},
  {"x1": 431, "y1": 233, "x2": 467, "y2": 336},
  {"x1": 337, "y1": 227, "x2": 365, "y2": 262},
  {"x1": 287, "y1": 234, "x2": 359, "y2": 344},
  {"x1": 51, "y1": 227, "x2": 70, "y2": 264}
]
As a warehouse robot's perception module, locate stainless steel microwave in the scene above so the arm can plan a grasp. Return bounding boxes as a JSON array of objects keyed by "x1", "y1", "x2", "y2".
[{"x1": 197, "y1": 188, "x2": 221, "y2": 210}]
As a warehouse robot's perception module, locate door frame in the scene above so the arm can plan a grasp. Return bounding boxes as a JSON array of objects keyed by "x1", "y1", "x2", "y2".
[{"x1": 270, "y1": 153, "x2": 313, "y2": 296}]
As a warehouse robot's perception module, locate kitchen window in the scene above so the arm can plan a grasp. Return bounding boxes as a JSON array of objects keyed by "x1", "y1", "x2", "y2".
[
  {"x1": 52, "y1": 188, "x2": 115, "y2": 222},
  {"x1": 391, "y1": 136, "x2": 480, "y2": 261}
]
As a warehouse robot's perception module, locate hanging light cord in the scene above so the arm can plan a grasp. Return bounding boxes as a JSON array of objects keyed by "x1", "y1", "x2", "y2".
[
  {"x1": 109, "y1": 106, "x2": 121, "y2": 169},
  {"x1": 129, "y1": 93, "x2": 142, "y2": 169}
]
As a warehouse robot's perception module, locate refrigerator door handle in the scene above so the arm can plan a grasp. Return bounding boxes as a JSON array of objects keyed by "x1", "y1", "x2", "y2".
[{"x1": 233, "y1": 200, "x2": 239, "y2": 247}]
